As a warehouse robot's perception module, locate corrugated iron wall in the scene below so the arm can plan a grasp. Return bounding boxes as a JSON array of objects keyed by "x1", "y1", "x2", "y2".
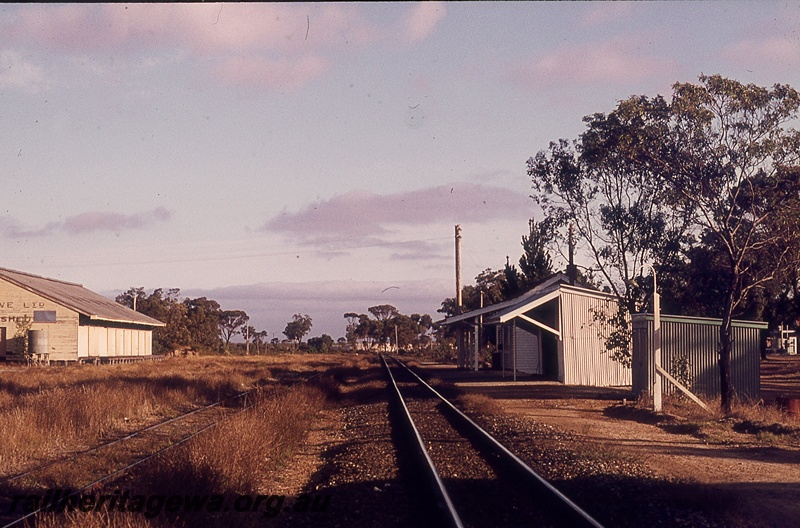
[
  {"x1": 499, "y1": 322, "x2": 541, "y2": 375},
  {"x1": 632, "y1": 314, "x2": 765, "y2": 401},
  {"x1": 560, "y1": 290, "x2": 632, "y2": 386},
  {"x1": 82, "y1": 326, "x2": 154, "y2": 357}
]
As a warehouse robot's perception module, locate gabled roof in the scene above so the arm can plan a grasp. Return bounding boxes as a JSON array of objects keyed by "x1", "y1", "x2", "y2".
[
  {"x1": 441, "y1": 272, "x2": 574, "y2": 325},
  {"x1": 488, "y1": 282, "x2": 616, "y2": 325},
  {"x1": 0, "y1": 268, "x2": 164, "y2": 327}
]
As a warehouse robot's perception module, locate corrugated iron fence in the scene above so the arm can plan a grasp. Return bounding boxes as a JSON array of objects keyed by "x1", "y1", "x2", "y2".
[{"x1": 632, "y1": 314, "x2": 766, "y2": 401}]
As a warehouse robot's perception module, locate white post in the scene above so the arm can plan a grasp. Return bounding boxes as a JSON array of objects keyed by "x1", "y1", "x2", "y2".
[
  {"x1": 652, "y1": 265, "x2": 662, "y2": 412},
  {"x1": 474, "y1": 324, "x2": 479, "y2": 371},
  {"x1": 475, "y1": 291, "x2": 484, "y2": 371},
  {"x1": 512, "y1": 319, "x2": 517, "y2": 382}
]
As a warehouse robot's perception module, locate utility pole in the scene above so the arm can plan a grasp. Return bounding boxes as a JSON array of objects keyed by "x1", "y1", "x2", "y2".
[
  {"x1": 455, "y1": 224, "x2": 464, "y2": 369},
  {"x1": 455, "y1": 225, "x2": 462, "y2": 311},
  {"x1": 567, "y1": 223, "x2": 577, "y2": 286}
]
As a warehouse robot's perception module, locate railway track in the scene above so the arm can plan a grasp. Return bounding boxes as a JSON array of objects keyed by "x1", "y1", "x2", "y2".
[
  {"x1": 0, "y1": 391, "x2": 247, "y2": 489},
  {"x1": 381, "y1": 354, "x2": 604, "y2": 528},
  {"x1": 0, "y1": 375, "x2": 319, "y2": 528}
]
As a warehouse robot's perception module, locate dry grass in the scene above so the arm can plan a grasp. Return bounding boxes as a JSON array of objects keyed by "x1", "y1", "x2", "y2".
[
  {"x1": 730, "y1": 398, "x2": 798, "y2": 425},
  {"x1": 30, "y1": 385, "x2": 328, "y2": 528},
  {"x1": 4, "y1": 354, "x2": 346, "y2": 527},
  {"x1": 36, "y1": 510, "x2": 155, "y2": 528},
  {"x1": 647, "y1": 392, "x2": 800, "y2": 446},
  {"x1": 138, "y1": 385, "x2": 326, "y2": 496},
  {"x1": 0, "y1": 354, "x2": 349, "y2": 477},
  {"x1": 660, "y1": 392, "x2": 799, "y2": 426},
  {"x1": 0, "y1": 358, "x2": 272, "y2": 476},
  {"x1": 457, "y1": 392, "x2": 502, "y2": 416}
]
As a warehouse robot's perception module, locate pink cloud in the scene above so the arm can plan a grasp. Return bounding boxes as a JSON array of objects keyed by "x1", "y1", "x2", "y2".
[
  {"x1": 0, "y1": 207, "x2": 172, "y2": 238},
  {"x1": 212, "y1": 55, "x2": 327, "y2": 91},
  {"x1": 1, "y1": 4, "x2": 443, "y2": 92},
  {"x1": 261, "y1": 183, "x2": 530, "y2": 247},
  {"x1": 5, "y1": 4, "x2": 322, "y2": 54},
  {"x1": 2, "y1": 4, "x2": 434, "y2": 56},
  {"x1": 722, "y1": 37, "x2": 800, "y2": 71},
  {"x1": 1, "y1": 4, "x2": 380, "y2": 92},
  {"x1": 404, "y1": 2, "x2": 446, "y2": 43},
  {"x1": 0, "y1": 50, "x2": 47, "y2": 93},
  {"x1": 509, "y1": 37, "x2": 678, "y2": 89},
  {"x1": 577, "y1": 3, "x2": 633, "y2": 29}
]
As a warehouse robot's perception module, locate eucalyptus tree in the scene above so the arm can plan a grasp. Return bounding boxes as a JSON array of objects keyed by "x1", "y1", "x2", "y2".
[
  {"x1": 528, "y1": 95, "x2": 690, "y2": 313},
  {"x1": 642, "y1": 76, "x2": 800, "y2": 412},
  {"x1": 530, "y1": 74, "x2": 800, "y2": 412},
  {"x1": 527, "y1": 93, "x2": 692, "y2": 368},
  {"x1": 283, "y1": 313, "x2": 313, "y2": 346},
  {"x1": 219, "y1": 310, "x2": 249, "y2": 348},
  {"x1": 184, "y1": 297, "x2": 222, "y2": 349}
]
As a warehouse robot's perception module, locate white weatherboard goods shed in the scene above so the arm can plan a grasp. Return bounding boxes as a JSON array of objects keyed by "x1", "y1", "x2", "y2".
[
  {"x1": 444, "y1": 274, "x2": 631, "y2": 387},
  {"x1": 0, "y1": 268, "x2": 164, "y2": 362}
]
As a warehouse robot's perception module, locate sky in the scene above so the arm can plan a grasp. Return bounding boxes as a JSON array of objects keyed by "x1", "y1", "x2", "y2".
[{"x1": 2, "y1": 1, "x2": 800, "y2": 340}]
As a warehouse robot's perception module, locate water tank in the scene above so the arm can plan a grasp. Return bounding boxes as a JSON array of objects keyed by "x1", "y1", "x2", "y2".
[{"x1": 28, "y1": 330, "x2": 49, "y2": 355}]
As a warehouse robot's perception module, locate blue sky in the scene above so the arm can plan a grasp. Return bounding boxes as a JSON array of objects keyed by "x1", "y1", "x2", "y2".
[{"x1": 2, "y1": 2, "x2": 799, "y2": 339}]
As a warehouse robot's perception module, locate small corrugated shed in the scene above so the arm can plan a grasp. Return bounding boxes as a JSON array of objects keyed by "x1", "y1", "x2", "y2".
[
  {"x1": 631, "y1": 314, "x2": 767, "y2": 401},
  {"x1": 0, "y1": 267, "x2": 164, "y2": 362},
  {"x1": 488, "y1": 282, "x2": 631, "y2": 386},
  {"x1": 443, "y1": 274, "x2": 632, "y2": 387}
]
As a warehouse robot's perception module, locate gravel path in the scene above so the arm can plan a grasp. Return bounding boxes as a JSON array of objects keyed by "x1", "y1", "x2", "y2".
[{"x1": 269, "y1": 356, "x2": 800, "y2": 528}]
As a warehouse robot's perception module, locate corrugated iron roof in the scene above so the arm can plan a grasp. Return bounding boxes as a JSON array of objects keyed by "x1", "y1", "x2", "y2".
[
  {"x1": 440, "y1": 272, "x2": 575, "y2": 325},
  {"x1": 0, "y1": 267, "x2": 164, "y2": 327},
  {"x1": 488, "y1": 282, "x2": 618, "y2": 325}
]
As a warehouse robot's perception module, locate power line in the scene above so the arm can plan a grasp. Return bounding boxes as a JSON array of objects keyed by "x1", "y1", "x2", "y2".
[{"x1": 37, "y1": 235, "x2": 453, "y2": 269}]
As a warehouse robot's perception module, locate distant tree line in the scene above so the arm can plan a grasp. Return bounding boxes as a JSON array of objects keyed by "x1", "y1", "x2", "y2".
[
  {"x1": 115, "y1": 288, "x2": 259, "y2": 355},
  {"x1": 343, "y1": 305, "x2": 433, "y2": 353},
  {"x1": 115, "y1": 289, "x2": 343, "y2": 355}
]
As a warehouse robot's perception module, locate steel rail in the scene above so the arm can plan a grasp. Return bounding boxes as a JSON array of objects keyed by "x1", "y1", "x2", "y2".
[
  {"x1": 379, "y1": 354, "x2": 464, "y2": 528},
  {"x1": 0, "y1": 388, "x2": 255, "y2": 487},
  {"x1": 0, "y1": 396, "x2": 259, "y2": 528},
  {"x1": 389, "y1": 355, "x2": 605, "y2": 528},
  {"x1": 1, "y1": 374, "x2": 322, "y2": 528}
]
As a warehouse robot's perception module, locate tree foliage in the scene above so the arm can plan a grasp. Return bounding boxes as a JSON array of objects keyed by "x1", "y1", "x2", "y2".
[
  {"x1": 503, "y1": 219, "x2": 555, "y2": 298},
  {"x1": 283, "y1": 313, "x2": 313, "y2": 345},
  {"x1": 307, "y1": 334, "x2": 334, "y2": 353},
  {"x1": 343, "y1": 305, "x2": 433, "y2": 352},
  {"x1": 115, "y1": 288, "x2": 260, "y2": 354},
  {"x1": 529, "y1": 74, "x2": 800, "y2": 412},
  {"x1": 649, "y1": 76, "x2": 800, "y2": 411},
  {"x1": 528, "y1": 98, "x2": 691, "y2": 313},
  {"x1": 219, "y1": 310, "x2": 249, "y2": 348},
  {"x1": 184, "y1": 297, "x2": 222, "y2": 349}
]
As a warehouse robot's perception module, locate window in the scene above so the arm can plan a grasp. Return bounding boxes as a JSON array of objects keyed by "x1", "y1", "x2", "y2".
[{"x1": 33, "y1": 311, "x2": 57, "y2": 323}]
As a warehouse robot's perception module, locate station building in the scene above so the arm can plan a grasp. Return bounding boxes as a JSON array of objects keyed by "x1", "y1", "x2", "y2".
[
  {"x1": 0, "y1": 268, "x2": 164, "y2": 363},
  {"x1": 443, "y1": 273, "x2": 632, "y2": 387}
]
